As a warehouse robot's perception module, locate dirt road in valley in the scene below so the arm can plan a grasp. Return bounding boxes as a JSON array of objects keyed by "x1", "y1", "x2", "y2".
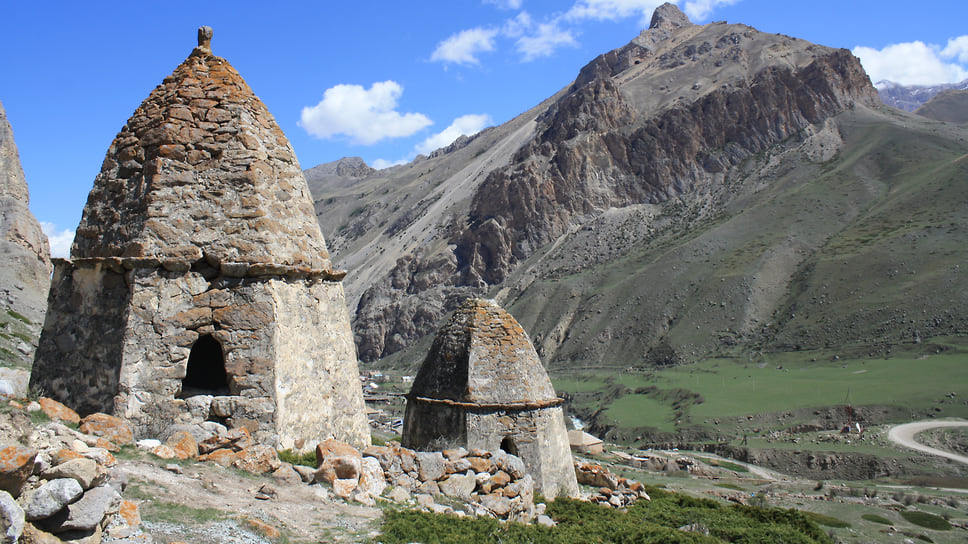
[{"x1": 887, "y1": 420, "x2": 968, "y2": 465}]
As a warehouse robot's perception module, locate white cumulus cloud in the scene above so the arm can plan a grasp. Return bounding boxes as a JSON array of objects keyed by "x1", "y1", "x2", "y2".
[
  {"x1": 299, "y1": 81, "x2": 432, "y2": 145},
  {"x1": 942, "y1": 35, "x2": 968, "y2": 64},
  {"x1": 566, "y1": 0, "x2": 662, "y2": 25},
  {"x1": 416, "y1": 114, "x2": 493, "y2": 156},
  {"x1": 681, "y1": 0, "x2": 740, "y2": 21},
  {"x1": 371, "y1": 158, "x2": 409, "y2": 170},
  {"x1": 853, "y1": 40, "x2": 968, "y2": 86},
  {"x1": 40, "y1": 222, "x2": 74, "y2": 259},
  {"x1": 484, "y1": 0, "x2": 524, "y2": 9},
  {"x1": 516, "y1": 22, "x2": 578, "y2": 61},
  {"x1": 431, "y1": 27, "x2": 500, "y2": 65}
]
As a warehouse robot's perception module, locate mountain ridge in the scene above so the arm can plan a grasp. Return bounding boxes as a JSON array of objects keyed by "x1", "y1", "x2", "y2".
[{"x1": 308, "y1": 4, "x2": 967, "y2": 372}]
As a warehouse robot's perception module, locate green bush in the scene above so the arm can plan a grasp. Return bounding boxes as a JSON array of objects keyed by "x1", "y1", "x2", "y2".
[
  {"x1": 900, "y1": 511, "x2": 952, "y2": 531},
  {"x1": 861, "y1": 513, "x2": 894, "y2": 525},
  {"x1": 376, "y1": 489, "x2": 835, "y2": 544}
]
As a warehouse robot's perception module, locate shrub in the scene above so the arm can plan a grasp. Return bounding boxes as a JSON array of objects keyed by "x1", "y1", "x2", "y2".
[
  {"x1": 861, "y1": 513, "x2": 894, "y2": 525},
  {"x1": 900, "y1": 511, "x2": 952, "y2": 531},
  {"x1": 376, "y1": 492, "x2": 836, "y2": 544}
]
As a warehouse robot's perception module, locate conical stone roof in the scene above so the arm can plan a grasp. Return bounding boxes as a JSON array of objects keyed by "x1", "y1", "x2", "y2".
[
  {"x1": 409, "y1": 298, "x2": 559, "y2": 406},
  {"x1": 72, "y1": 27, "x2": 331, "y2": 270}
]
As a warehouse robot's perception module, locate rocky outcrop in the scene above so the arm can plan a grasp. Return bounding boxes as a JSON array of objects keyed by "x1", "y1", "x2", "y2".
[
  {"x1": 0, "y1": 101, "x2": 51, "y2": 378},
  {"x1": 454, "y1": 7, "x2": 878, "y2": 285}
]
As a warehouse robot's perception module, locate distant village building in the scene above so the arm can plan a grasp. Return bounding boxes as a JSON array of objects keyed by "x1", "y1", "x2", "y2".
[
  {"x1": 568, "y1": 430, "x2": 605, "y2": 456},
  {"x1": 402, "y1": 298, "x2": 579, "y2": 498},
  {"x1": 30, "y1": 27, "x2": 369, "y2": 451}
]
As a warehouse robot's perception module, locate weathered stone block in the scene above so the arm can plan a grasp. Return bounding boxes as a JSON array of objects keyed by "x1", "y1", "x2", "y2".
[{"x1": 0, "y1": 445, "x2": 37, "y2": 498}]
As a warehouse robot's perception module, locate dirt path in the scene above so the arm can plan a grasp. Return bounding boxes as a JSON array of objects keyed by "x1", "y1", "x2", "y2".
[{"x1": 887, "y1": 420, "x2": 968, "y2": 465}]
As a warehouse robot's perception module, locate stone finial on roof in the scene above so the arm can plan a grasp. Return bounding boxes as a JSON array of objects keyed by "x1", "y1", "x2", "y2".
[{"x1": 196, "y1": 26, "x2": 213, "y2": 54}]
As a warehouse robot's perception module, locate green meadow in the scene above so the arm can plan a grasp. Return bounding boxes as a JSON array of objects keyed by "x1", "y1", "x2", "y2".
[{"x1": 553, "y1": 349, "x2": 968, "y2": 435}]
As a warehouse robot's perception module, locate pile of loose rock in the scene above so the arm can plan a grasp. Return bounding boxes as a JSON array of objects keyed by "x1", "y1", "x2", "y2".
[
  {"x1": 575, "y1": 462, "x2": 650, "y2": 507},
  {"x1": 1, "y1": 398, "x2": 142, "y2": 544},
  {"x1": 2, "y1": 397, "x2": 655, "y2": 543},
  {"x1": 135, "y1": 425, "x2": 544, "y2": 524}
]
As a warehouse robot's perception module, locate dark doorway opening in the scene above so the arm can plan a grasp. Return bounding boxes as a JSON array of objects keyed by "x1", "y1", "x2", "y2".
[
  {"x1": 500, "y1": 436, "x2": 518, "y2": 456},
  {"x1": 180, "y1": 334, "x2": 229, "y2": 397}
]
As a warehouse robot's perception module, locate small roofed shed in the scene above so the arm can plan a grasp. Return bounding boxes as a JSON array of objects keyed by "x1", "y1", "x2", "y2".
[
  {"x1": 30, "y1": 28, "x2": 369, "y2": 451},
  {"x1": 402, "y1": 298, "x2": 579, "y2": 498},
  {"x1": 568, "y1": 430, "x2": 605, "y2": 456}
]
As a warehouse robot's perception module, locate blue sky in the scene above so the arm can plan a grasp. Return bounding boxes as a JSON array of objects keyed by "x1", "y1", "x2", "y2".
[{"x1": 2, "y1": 1, "x2": 966, "y2": 257}]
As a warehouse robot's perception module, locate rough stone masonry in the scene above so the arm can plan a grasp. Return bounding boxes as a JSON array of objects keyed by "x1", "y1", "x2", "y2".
[
  {"x1": 402, "y1": 298, "x2": 579, "y2": 498},
  {"x1": 30, "y1": 27, "x2": 369, "y2": 451}
]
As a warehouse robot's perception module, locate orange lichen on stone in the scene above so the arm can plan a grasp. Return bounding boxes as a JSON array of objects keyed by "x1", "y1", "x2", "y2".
[{"x1": 38, "y1": 397, "x2": 81, "y2": 424}]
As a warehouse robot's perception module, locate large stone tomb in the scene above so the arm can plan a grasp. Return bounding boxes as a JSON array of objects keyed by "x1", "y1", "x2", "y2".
[
  {"x1": 30, "y1": 27, "x2": 369, "y2": 450},
  {"x1": 402, "y1": 298, "x2": 579, "y2": 497}
]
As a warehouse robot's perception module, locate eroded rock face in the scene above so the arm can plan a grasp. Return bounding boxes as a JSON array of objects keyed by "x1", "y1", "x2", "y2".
[
  {"x1": 0, "y1": 101, "x2": 51, "y2": 376},
  {"x1": 455, "y1": 22, "x2": 878, "y2": 285}
]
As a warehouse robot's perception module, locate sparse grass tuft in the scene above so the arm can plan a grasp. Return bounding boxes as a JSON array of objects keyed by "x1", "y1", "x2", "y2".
[
  {"x1": 278, "y1": 448, "x2": 317, "y2": 468},
  {"x1": 6, "y1": 310, "x2": 30, "y2": 324}
]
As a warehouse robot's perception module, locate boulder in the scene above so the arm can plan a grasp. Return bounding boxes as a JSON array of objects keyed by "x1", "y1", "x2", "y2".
[
  {"x1": 492, "y1": 452, "x2": 526, "y2": 479},
  {"x1": 0, "y1": 444, "x2": 37, "y2": 497},
  {"x1": 164, "y1": 431, "x2": 198, "y2": 460},
  {"x1": 42, "y1": 458, "x2": 99, "y2": 490},
  {"x1": 438, "y1": 471, "x2": 476, "y2": 501},
  {"x1": 357, "y1": 457, "x2": 386, "y2": 498},
  {"x1": 39, "y1": 485, "x2": 120, "y2": 533},
  {"x1": 198, "y1": 448, "x2": 239, "y2": 467},
  {"x1": 105, "y1": 499, "x2": 140, "y2": 538},
  {"x1": 314, "y1": 439, "x2": 360, "y2": 468},
  {"x1": 479, "y1": 494, "x2": 512, "y2": 517},
  {"x1": 314, "y1": 454, "x2": 362, "y2": 484},
  {"x1": 270, "y1": 464, "x2": 302, "y2": 485},
  {"x1": 23, "y1": 479, "x2": 83, "y2": 521},
  {"x1": 416, "y1": 451, "x2": 445, "y2": 482},
  {"x1": 385, "y1": 486, "x2": 411, "y2": 503},
  {"x1": 78, "y1": 414, "x2": 133, "y2": 447},
  {"x1": 37, "y1": 399, "x2": 80, "y2": 426},
  {"x1": 0, "y1": 490, "x2": 25, "y2": 544},
  {"x1": 231, "y1": 445, "x2": 281, "y2": 474},
  {"x1": 331, "y1": 478, "x2": 357, "y2": 500}
]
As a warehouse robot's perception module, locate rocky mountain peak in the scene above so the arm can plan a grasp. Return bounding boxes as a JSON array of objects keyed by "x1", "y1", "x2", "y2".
[{"x1": 649, "y1": 2, "x2": 692, "y2": 31}]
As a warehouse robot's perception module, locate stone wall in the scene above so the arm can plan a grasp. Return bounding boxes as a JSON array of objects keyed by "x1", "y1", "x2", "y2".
[
  {"x1": 270, "y1": 280, "x2": 369, "y2": 451},
  {"x1": 31, "y1": 261, "x2": 129, "y2": 414},
  {"x1": 465, "y1": 407, "x2": 577, "y2": 498},
  {"x1": 72, "y1": 46, "x2": 330, "y2": 270},
  {"x1": 32, "y1": 261, "x2": 368, "y2": 451}
]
